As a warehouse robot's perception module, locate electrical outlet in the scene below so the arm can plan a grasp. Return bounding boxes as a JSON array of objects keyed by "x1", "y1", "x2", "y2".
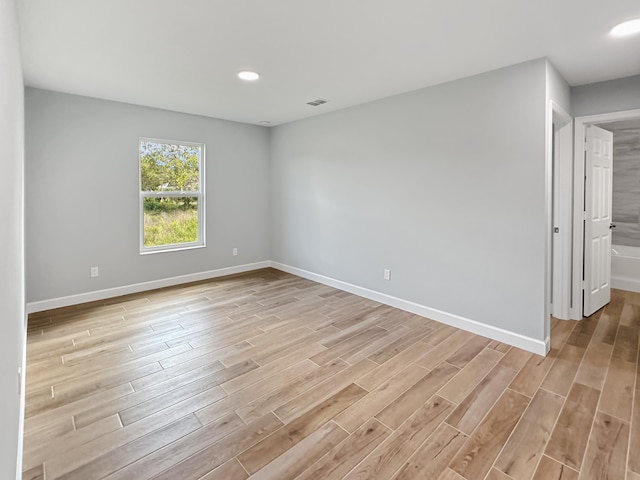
[
  {"x1": 233, "y1": 248, "x2": 238, "y2": 256},
  {"x1": 384, "y1": 269, "x2": 391, "y2": 280},
  {"x1": 91, "y1": 266, "x2": 99, "y2": 277}
]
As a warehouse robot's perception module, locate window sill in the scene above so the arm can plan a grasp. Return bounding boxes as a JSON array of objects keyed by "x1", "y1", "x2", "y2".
[{"x1": 140, "y1": 243, "x2": 206, "y2": 255}]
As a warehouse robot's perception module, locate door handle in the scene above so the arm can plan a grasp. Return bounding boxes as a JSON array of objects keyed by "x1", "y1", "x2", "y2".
[{"x1": 610, "y1": 223, "x2": 617, "y2": 229}]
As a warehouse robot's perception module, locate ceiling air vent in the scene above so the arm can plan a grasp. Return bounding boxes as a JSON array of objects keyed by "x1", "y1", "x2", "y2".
[{"x1": 307, "y1": 98, "x2": 328, "y2": 107}]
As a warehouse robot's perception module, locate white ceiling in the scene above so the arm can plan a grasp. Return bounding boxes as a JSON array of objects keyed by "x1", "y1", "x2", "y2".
[{"x1": 17, "y1": 0, "x2": 640, "y2": 126}]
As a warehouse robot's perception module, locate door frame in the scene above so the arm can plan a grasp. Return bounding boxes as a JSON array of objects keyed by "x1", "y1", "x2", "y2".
[
  {"x1": 548, "y1": 101, "x2": 573, "y2": 321},
  {"x1": 571, "y1": 108, "x2": 640, "y2": 319}
]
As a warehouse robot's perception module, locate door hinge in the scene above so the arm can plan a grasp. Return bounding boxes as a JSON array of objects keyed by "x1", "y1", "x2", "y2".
[
  {"x1": 583, "y1": 211, "x2": 587, "y2": 220},
  {"x1": 585, "y1": 140, "x2": 589, "y2": 151},
  {"x1": 582, "y1": 280, "x2": 586, "y2": 289}
]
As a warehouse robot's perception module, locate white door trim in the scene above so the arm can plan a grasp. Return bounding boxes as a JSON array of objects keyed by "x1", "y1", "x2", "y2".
[
  {"x1": 548, "y1": 101, "x2": 572, "y2": 321},
  {"x1": 572, "y1": 108, "x2": 640, "y2": 319}
]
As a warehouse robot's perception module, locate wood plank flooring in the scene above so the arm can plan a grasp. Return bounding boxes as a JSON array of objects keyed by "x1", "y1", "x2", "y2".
[{"x1": 23, "y1": 269, "x2": 640, "y2": 480}]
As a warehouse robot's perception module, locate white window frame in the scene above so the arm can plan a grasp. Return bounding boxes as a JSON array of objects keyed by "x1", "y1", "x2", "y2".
[{"x1": 139, "y1": 137, "x2": 206, "y2": 254}]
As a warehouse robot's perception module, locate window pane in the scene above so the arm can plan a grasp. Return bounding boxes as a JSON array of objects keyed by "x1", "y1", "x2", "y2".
[
  {"x1": 140, "y1": 141, "x2": 200, "y2": 192},
  {"x1": 143, "y1": 196, "x2": 199, "y2": 247}
]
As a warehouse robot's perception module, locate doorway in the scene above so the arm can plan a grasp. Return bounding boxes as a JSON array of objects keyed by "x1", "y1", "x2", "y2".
[
  {"x1": 572, "y1": 108, "x2": 640, "y2": 318},
  {"x1": 549, "y1": 103, "x2": 573, "y2": 321}
]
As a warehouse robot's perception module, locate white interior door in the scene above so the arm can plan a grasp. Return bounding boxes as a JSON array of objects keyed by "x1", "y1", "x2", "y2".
[{"x1": 584, "y1": 125, "x2": 613, "y2": 316}]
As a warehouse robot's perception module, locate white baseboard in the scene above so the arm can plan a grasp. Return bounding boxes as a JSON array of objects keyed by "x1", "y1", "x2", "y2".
[
  {"x1": 26, "y1": 261, "x2": 271, "y2": 313},
  {"x1": 612, "y1": 276, "x2": 640, "y2": 293},
  {"x1": 270, "y1": 261, "x2": 549, "y2": 356}
]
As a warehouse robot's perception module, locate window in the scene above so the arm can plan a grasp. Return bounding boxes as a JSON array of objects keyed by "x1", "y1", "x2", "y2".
[{"x1": 139, "y1": 138, "x2": 205, "y2": 253}]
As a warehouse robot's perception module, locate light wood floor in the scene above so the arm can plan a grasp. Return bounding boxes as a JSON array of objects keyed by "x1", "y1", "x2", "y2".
[{"x1": 23, "y1": 268, "x2": 640, "y2": 480}]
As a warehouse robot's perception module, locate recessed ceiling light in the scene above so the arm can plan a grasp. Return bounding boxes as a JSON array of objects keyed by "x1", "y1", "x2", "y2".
[
  {"x1": 611, "y1": 18, "x2": 640, "y2": 36},
  {"x1": 238, "y1": 70, "x2": 260, "y2": 81}
]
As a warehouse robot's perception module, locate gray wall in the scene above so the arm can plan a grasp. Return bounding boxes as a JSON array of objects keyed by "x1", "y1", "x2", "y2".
[
  {"x1": 572, "y1": 75, "x2": 640, "y2": 117},
  {"x1": 270, "y1": 59, "x2": 548, "y2": 341},
  {"x1": 25, "y1": 89, "x2": 270, "y2": 302},
  {"x1": 0, "y1": 0, "x2": 25, "y2": 477}
]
